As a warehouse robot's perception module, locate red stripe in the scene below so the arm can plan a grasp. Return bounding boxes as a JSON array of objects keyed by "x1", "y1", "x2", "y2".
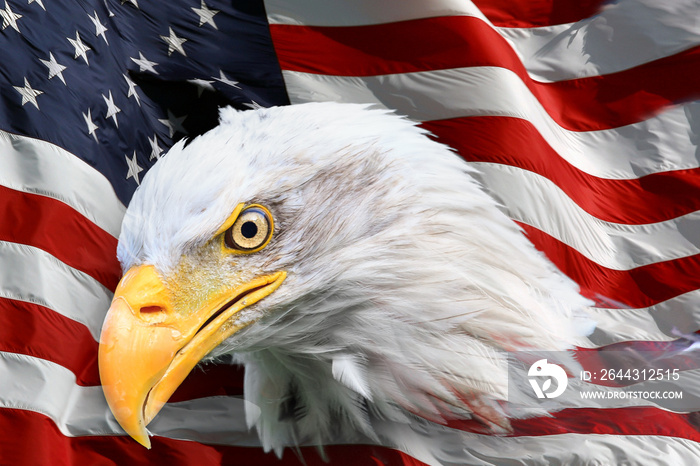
[
  {"x1": 168, "y1": 363, "x2": 245, "y2": 402},
  {"x1": 472, "y1": 0, "x2": 607, "y2": 27},
  {"x1": 512, "y1": 407, "x2": 700, "y2": 439},
  {"x1": 0, "y1": 408, "x2": 422, "y2": 466},
  {"x1": 422, "y1": 116, "x2": 700, "y2": 225},
  {"x1": 448, "y1": 407, "x2": 700, "y2": 441},
  {"x1": 0, "y1": 186, "x2": 120, "y2": 291},
  {"x1": 0, "y1": 297, "x2": 247, "y2": 399},
  {"x1": 270, "y1": 17, "x2": 700, "y2": 131},
  {"x1": 518, "y1": 222, "x2": 700, "y2": 309},
  {"x1": 576, "y1": 339, "x2": 700, "y2": 388},
  {"x1": 0, "y1": 298, "x2": 100, "y2": 386}
]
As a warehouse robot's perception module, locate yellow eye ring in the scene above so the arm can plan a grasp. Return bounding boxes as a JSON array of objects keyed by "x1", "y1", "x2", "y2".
[{"x1": 218, "y1": 204, "x2": 274, "y2": 254}]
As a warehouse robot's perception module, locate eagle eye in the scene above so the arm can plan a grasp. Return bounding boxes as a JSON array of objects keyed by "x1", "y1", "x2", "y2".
[{"x1": 224, "y1": 205, "x2": 273, "y2": 252}]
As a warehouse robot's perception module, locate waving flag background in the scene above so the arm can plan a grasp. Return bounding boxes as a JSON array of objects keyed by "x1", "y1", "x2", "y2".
[{"x1": 2, "y1": 0, "x2": 700, "y2": 464}]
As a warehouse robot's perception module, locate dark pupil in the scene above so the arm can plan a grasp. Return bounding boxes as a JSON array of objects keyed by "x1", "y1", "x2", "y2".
[{"x1": 241, "y1": 221, "x2": 258, "y2": 239}]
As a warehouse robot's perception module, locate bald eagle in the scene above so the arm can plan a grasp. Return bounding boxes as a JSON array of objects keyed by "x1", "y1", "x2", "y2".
[{"x1": 98, "y1": 103, "x2": 592, "y2": 461}]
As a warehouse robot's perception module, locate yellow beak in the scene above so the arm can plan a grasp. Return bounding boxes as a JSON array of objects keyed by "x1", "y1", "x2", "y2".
[{"x1": 98, "y1": 264, "x2": 286, "y2": 448}]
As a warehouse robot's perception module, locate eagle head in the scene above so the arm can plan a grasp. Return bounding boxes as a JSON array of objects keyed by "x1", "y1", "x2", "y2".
[{"x1": 99, "y1": 102, "x2": 591, "y2": 453}]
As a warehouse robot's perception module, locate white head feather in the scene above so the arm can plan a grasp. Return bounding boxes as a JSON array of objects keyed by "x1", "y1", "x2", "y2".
[{"x1": 118, "y1": 102, "x2": 592, "y2": 460}]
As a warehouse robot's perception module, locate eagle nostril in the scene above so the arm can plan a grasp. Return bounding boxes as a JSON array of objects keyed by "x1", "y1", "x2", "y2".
[
  {"x1": 139, "y1": 305, "x2": 167, "y2": 323},
  {"x1": 141, "y1": 306, "x2": 163, "y2": 313}
]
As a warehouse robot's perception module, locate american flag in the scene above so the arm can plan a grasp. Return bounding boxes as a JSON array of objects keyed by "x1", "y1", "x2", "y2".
[{"x1": 2, "y1": 0, "x2": 700, "y2": 464}]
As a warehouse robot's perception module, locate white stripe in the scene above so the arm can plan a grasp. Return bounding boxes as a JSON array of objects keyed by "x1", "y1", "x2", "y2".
[
  {"x1": 0, "y1": 352, "x2": 112, "y2": 437},
  {"x1": 283, "y1": 67, "x2": 532, "y2": 122},
  {"x1": 498, "y1": 0, "x2": 700, "y2": 81},
  {"x1": 471, "y1": 163, "x2": 700, "y2": 270},
  {"x1": 1, "y1": 351, "x2": 698, "y2": 445},
  {"x1": 410, "y1": 431, "x2": 700, "y2": 466},
  {"x1": 0, "y1": 130, "x2": 125, "y2": 238},
  {"x1": 282, "y1": 68, "x2": 700, "y2": 180},
  {"x1": 0, "y1": 241, "x2": 111, "y2": 340},
  {"x1": 265, "y1": 0, "x2": 487, "y2": 26},
  {"x1": 0, "y1": 351, "x2": 261, "y2": 443},
  {"x1": 576, "y1": 103, "x2": 700, "y2": 178},
  {"x1": 586, "y1": 291, "x2": 700, "y2": 346}
]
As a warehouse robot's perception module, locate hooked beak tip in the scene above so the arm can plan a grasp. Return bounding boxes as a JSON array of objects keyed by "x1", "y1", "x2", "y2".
[{"x1": 132, "y1": 431, "x2": 152, "y2": 449}]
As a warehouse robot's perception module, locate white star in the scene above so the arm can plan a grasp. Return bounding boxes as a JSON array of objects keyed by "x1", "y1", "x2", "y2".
[
  {"x1": 82, "y1": 108, "x2": 99, "y2": 142},
  {"x1": 13, "y1": 77, "x2": 42, "y2": 109},
  {"x1": 120, "y1": 0, "x2": 138, "y2": 8},
  {"x1": 68, "y1": 31, "x2": 91, "y2": 65},
  {"x1": 102, "y1": 90, "x2": 121, "y2": 128},
  {"x1": 187, "y1": 78, "x2": 215, "y2": 97},
  {"x1": 1, "y1": 1, "x2": 22, "y2": 32},
  {"x1": 214, "y1": 70, "x2": 241, "y2": 89},
  {"x1": 160, "y1": 27, "x2": 187, "y2": 57},
  {"x1": 123, "y1": 73, "x2": 140, "y2": 106},
  {"x1": 192, "y1": 1, "x2": 218, "y2": 30},
  {"x1": 28, "y1": 0, "x2": 45, "y2": 11},
  {"x1": 243, "y1": 100, "x2": 266, "y2": 110},
  {"x1": 158, "y1": 109, "x2": 187, "y2": 138},
  {"x1": 130, "y1": 52, "x2": 158, "y2": 74},
  {"x1": 88, "y1": 10, "x2": 108, "y2": 45},
  {"x1": 39, "y1": 52, "x2": 67, "y2": 85},
  {"x1": 125, "y1": 151, "x2": 143, "y2": 184},
  {"x1": 148, "y1": 134, "x2": 163, "y2": 160}
]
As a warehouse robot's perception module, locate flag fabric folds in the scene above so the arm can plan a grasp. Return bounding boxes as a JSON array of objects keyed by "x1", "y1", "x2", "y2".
[{"x1": 2, "y1": 0, "x2": 700, "y2": 464}]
